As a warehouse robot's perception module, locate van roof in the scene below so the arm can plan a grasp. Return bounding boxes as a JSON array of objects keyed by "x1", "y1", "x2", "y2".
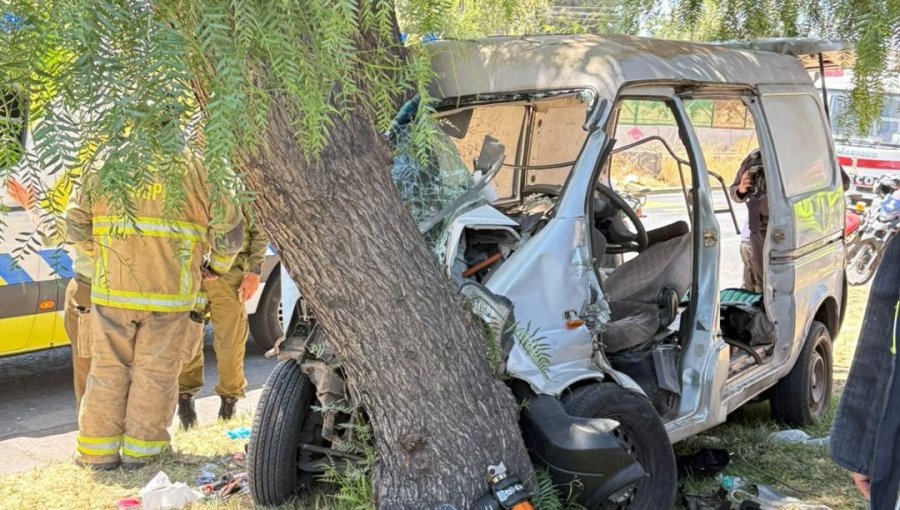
[{"x1": 427, "y1": 34, "x2": 812, "y2": 101}]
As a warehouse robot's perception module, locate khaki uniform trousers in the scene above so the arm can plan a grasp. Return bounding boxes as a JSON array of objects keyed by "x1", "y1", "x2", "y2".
[
  {"x1": 76, "y1": 305, "x2": 202, "y2": 465},
  {"x1": 749, "y1": 229, "x2": 765, "y2": 293},
  {"x1": 64, "y1": 277, "x2": 92, "y2": 409},
  {"x1": 179, "y1": 269, "x2": 248, "y2": 398}
]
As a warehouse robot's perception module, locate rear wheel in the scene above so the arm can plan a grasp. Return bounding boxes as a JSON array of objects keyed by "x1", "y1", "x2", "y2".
[
  {"x1": 249, "y1": 360, "x2": 321, "y2": 506},
  {"x1": 249, "y1": 270, "x2": 284, "y2": 351},
  {"x1": 770, "y1": 321, "x2": 833, "y2": 426},
  {"x1": 847, "y1": 241, "x2": 878, "y2": 286},
  {"x1": 562, "y1": 383, "x2": 677, "y2": 509}
]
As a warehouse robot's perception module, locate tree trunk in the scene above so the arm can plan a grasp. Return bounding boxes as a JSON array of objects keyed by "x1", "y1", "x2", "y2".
[{"x1": 243, "y1": 90, "x2": 533, "y2": 507}]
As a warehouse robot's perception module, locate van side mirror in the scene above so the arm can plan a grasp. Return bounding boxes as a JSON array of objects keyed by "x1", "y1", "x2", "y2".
[{"x1": 474, "y1": 135, "x2": 505, "y2": 174}]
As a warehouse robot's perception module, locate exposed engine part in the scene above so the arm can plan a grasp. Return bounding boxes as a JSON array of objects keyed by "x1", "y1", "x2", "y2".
[
  {"x1": 300, "y1": 359, "x2": 348, "y2": 444},
  {"x1": 451, "y1": 228, "x2": 519, "y2": 284}
]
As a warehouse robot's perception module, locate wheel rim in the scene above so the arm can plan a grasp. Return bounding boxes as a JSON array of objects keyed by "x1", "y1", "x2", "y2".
[
  {"x1": 856, "y1": 246, "x2": 874, "y2": 271},
  {"x1": 294, "y1": 393, "x2": 327, "y2": 481},
  {"x1": 601, "y1": 425, "x2": 642, "y2": 509},
  {"x1": 850, "y1": 245, "x2": 875, "y2": 276},
  {"x1": 809, "y1": 338, "x2": 830, "y2": 417}
]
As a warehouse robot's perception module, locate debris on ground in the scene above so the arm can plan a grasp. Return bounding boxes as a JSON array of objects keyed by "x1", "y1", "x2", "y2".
[
  {"x1": 116, "y1": 497, "x2": 142, "y2": 509},
  {"x1": 225, "y1": 426, "x2": 250, "y2": 440},
  {"x1": 682, "y1": 488, "x2": 731, "y2": 510},
  {"x1": 682, "y1": 479, "x2": 834, "y2": 509},
  {"x1": 769, "y1": 429, "x2": 829, "y2": 447},
  {"x1": 677, "y1": 448, "x2": 730, "y2": 478},
  {"x1": 198, "y1": 472, "x2": 249, "y2": 500},
  {"x1": 196, "y1": 463, "x2": 218, "y2": 486},
  {"x1": 718, "y1": 474, "x2": 749, "y2": 491},
  {"x1": 741, "y1": 485, "x2": 831, "y2": 510},
  {"x1": 139, "y1": 471, "x2": 200, "y2": 510}
]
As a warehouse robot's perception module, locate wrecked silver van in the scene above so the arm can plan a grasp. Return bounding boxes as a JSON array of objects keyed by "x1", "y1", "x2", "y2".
[{"x1": 251, "y1": 35, "x2": 847, "y2": 508}]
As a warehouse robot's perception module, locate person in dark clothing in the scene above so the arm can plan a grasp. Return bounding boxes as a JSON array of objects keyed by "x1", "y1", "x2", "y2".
[
  {"x1": 831, "y1": 235, "x2": 900, "y2": 509},
  {"x1": 729, "y1": 149, "x2": 767, "y2": 292}
]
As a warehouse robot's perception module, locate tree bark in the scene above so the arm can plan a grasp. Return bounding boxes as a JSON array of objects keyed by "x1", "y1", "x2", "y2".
[{"x1": 243, "y1": 91, "x2": 532, "y2": 507}]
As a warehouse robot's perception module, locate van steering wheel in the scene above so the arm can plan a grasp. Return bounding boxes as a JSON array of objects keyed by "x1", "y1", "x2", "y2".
[
  {"x1": 593, "y1": 182, "x2": 649, "y2": 254},
  {"x1": 521, "y1": 183, "x2": 648, "y2": 253}
]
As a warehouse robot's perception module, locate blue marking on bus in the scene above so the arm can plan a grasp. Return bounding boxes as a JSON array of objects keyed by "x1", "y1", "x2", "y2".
[
  {"x1": 0, "y1": 253, "x2": 34, "y2": 284},
  {"x1": 38, "y1": 248, "x2": 74, "y2": 279}
]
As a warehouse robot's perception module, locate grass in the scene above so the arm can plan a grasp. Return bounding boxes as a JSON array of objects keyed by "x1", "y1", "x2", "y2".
[
  {"x1": 611, "y1": 138, "x2": 753, "y2": 191},
  {"x1": 675, "y1": 283, "x2": 872, "y2": 509},
  {"x1": 0, "y1": 416, "x2": 336, "y2": 510},
  {"x1": 0, "y1": 286, "x2": 874, "y2": 509}
]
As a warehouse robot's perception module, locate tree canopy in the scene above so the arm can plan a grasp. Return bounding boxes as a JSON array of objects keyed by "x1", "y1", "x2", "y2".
[{"x1": 0, "y1": 0, "x2": 896, "y2": 215}]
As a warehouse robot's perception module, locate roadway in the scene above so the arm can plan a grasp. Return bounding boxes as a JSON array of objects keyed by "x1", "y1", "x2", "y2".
[
  {"x1": 641, "y1": 190, "x2": 748, "y2": 289},
  {"x1": 0, "y1": 331, "x2": 275, "y2": 475}
]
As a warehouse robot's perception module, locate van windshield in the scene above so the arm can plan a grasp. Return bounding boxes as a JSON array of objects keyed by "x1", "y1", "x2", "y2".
[
  {"x1": 389, "y1": 93, "x2": 593, "y2": 247},
  {"x1": 831, "y1": 91, "x2": 900, "y2": 148}
]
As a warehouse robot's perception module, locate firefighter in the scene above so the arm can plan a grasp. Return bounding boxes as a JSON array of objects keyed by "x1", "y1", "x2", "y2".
[
  {"x1": 177, "y1": 206, "x2": 268, "y2": 427},
  {"x1": 67, "y1": 150, "x2": 244, "y2": 470}
]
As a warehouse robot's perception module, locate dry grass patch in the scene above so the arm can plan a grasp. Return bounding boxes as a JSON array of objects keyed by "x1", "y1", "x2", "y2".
[{"x1": 0, "y1": 414, "x2": 334, "y2": 510}]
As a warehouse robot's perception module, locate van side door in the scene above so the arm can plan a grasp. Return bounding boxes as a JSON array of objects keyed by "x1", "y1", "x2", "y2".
[{"x1": 752, "y1": 88, "x2": 844, "y2": 367}]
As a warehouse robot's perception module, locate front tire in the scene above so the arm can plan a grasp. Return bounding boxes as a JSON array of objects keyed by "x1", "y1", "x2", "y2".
[
  {"x1": 770, "y1": 321, "x2": 833, "y2": 426},
  {"x1": 562, "y1": 383, "x2": 677, "y2": 509},
  {"x1": 249, "y1": 270, "x2": 284, "y2": 351},
  {"x1": 249, "y1": 360, "x2": 315, "y2": 506}
]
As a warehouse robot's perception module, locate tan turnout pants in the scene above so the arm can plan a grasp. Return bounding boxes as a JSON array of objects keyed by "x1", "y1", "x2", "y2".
[
  {"x1": 179, "y1": 269, "x2": 248, "y2": 398},
  {"x1": 64, "y1": 277, "x2": 92, "y2": 409},
  {"x1": 76, "y1": 305, "x2": 202, "y2": 465}
]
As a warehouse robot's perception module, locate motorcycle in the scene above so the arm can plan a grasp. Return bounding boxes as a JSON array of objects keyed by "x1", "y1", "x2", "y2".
[
  {"x1": 846, "y1": 176, "x2": 900, "y2": 285},
  {"x1": 618, "y1": 174, "x2": 649, "y2": 218}
]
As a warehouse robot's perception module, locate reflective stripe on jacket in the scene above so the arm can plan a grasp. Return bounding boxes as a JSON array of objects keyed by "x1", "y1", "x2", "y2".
[{"x1": 67, "y1": 152, "x2": 244, "y2": 312}]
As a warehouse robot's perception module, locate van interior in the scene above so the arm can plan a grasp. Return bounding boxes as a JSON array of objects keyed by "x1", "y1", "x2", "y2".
[{"x1": 431, "y1": 89, "x2": 776, "y2": 420}]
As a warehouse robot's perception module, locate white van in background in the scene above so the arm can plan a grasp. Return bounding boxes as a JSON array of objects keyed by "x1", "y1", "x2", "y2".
[{"x1": 817, "y1": 69, "x2": 900, "y2": 194}]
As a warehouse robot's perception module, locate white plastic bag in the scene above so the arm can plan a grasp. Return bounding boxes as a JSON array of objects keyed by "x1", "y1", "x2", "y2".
[
  {"x1": 753, "y1": 485, "x2": 833, "y2": 510},
  {"x1": 139, "y1": 471, "x2": 199, "y2": 510}
]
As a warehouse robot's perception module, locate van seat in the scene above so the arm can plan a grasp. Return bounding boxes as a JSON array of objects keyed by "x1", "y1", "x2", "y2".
[{"x1": 720, "y1": 288, "x2": 761, "y2": 306}]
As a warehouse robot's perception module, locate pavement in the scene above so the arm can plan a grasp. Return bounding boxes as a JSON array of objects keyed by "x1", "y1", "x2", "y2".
[
  {"x1": 0, "y1": 332, "x2": 275, "y2": 477},
  {"x1": 640, "y1": 189, "x2": 748, "y2": 288}
]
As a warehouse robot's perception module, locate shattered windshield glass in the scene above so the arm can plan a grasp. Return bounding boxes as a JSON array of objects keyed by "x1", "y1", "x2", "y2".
[
  {"x1": 388, "y1": 92, "x2": 594, "y2": 257},
  {"x1": 389, "y1": 98, "x2": 481, "y2": 253}
]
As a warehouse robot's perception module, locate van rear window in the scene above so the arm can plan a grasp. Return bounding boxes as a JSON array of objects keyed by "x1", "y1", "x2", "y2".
[{"x1": 762, "y1": 94, "x2": 834, "y2": 197}]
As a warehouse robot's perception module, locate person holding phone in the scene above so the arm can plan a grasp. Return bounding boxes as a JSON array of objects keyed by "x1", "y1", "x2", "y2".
[{"x1": 729, "y1": 149, "x2": 767, "y2": 293}]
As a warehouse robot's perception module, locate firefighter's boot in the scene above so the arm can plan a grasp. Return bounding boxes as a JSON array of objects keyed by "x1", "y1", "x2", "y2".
[
  {"x1": 178, "y1": 393, "x2": 197, "y2": 430},
  {"x1": 218, "y1": 397, "x2": 238, "y2": 421}
]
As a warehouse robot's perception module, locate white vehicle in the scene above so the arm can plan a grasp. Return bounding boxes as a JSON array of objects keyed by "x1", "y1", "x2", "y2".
[
  {"x1": 242, "y1": 249, "x2": 283, "y2": 350},
  {"x1": 816, "y1": 70, "x2": 900, "y2": 194},
  {"x1": 251, "y1": 35, "x2": 848, "y2": 509}
]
